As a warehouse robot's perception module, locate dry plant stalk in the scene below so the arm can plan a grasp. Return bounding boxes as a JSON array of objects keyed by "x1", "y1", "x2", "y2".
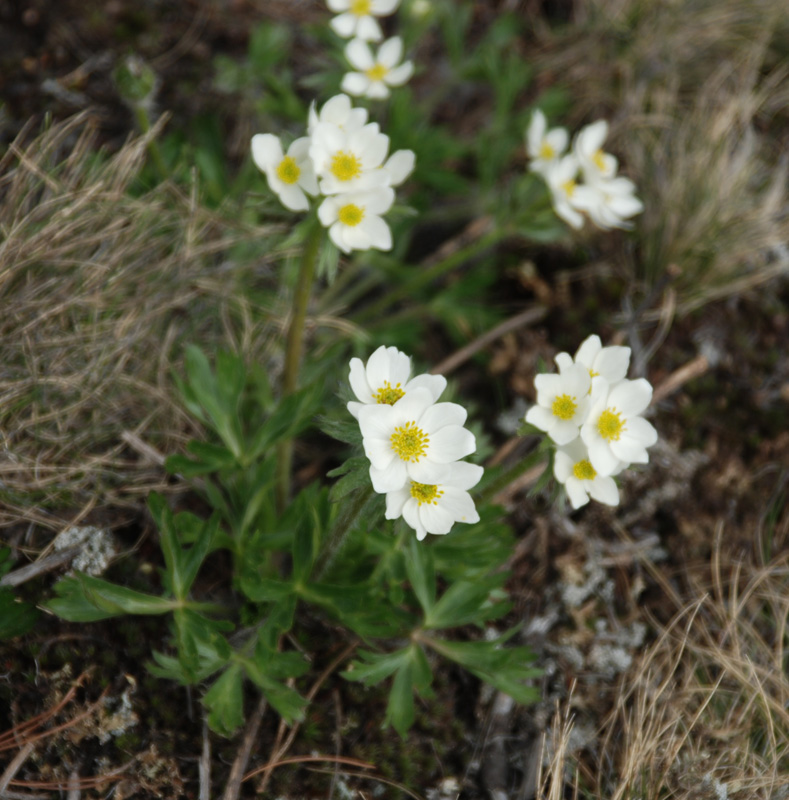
[
  {"x1": 595, "y1": 540, "x2": 789, "y2": 799},
  {"x1": 0, "y1": 112, "x2": 281, "y2": 529},
  {"x1": 540, "y1": 0, "x2": 789, "y2": 316}
]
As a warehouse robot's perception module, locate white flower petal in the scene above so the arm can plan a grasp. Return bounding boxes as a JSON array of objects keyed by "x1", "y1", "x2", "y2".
[
  {"x1": 251, "y1": 133, "x2": 283, "y2": 172},
  {"x1": 549, "y1": 420, "x2": 580, "y2": 446},
  {"x1": 359, "y1": 214, "x2": 392, "y2": 251},
  {"x1": 377, "y1": 36, "x2": 403, "y2": 66},
  {"x1": 525, "y1": 405, "x2": 554, "y2": 431},
  {"x1": 610, "y1": 438, "x2": 648, "y2": 464},
  {"x1": 554, "y1": 352, "x2": 574, "y2": 372},
  {"x1": 371, "y1": 0, "x2": 400, "y2": 13},
  {"x1": 402, "y1": 498, "x2": 427, "y2": 539},
  {"x1": 369, "y1": 460, "x2": 408, "y2": 493},
  {"x1": 419, "y1": 502, "x2": 454, "y2": 535},
  {"x1": 390, "y1": 386, "x2": 434, "y2": 424},
  {"x1": 419, "y1": 401, "x2": 467, "y2": 433},
  {"x1": 356, "y1": 15, "x2": 383, "y2": 41},
  {"x1": 345, "y1": 38, "x2": 374, "y2": 70},
  {"x1": 364, "y1": 437, "x2": 396, "y2": 469},
  {"x1": 357, "y1": 402, "x2": 396, "y2": 441},
  {"x1": 383, "y1": 149, "x2": 415, "y2": 186},
  {"x1": 594, "y1": 346, "x2": 630, "y2": 384},
  {"x1": 553, "y1": 450, "x2": 573, "y2": 483},
  {"x1": 341, "y1": 71, "x2": 371, "y2": 96},
  {"x1": 574, "y1": 335, "x2": 602, "y2": 367},
  {"x1": 588, "y1": 476, "x2": 619, "y2": 506},
  {"x1": 408, "y1": 459, "x2": 449, "y2": 485},
  {"x1": 443, "y1": 461, "x2": 484, "y2": 492},
  {"x1": 385, "y1": 486, "x2": 410, "y2": 519},
  {"x1": 609, "y1": 379, "x2": 652, "y2": 417},
  {"x1": 565, "y1": 477, "x2": 590, "y2": 509},
  {"x1": 365, "y1": 81, "x2": 391, "y2": 100},
  {"x1": 277, "y1": 184, "x2": 309, "y2": 212},
  {"x1": 330, "y1": 12, "x2": 358, "y2": 37},
  {"x1": 386, "y1": 62, "x2": 413, "y2": 86},
  {"x1": 587, "y1": 439, "x2": 622, "y2": 476},
  {"x1": 625, "y1": 416, "x2": 658, "y2": 447},
  {"x1": 427, "y1": 425, "x2": 475, "y2": 463},
  {"x1": 404, "y1": 373, "x2": 446, "y2": 402}
]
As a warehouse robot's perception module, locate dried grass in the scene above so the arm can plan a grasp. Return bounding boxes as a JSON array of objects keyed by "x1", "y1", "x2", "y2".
[
  {"x1": 540, "y1": 535, "x2": 789, "y2": 799},
  {"x1": 539, "y1": 0, "x2": 789, "y2": 315},
  {"x1": 0, "y1": 112, "x2": 282, "y2": 529}
]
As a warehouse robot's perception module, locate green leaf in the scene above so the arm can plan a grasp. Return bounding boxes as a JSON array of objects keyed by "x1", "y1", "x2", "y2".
[
  {"x1": 343, "y1": 648, "x2": 411, "y2": 686},
  {"x1": 386, "y1": 655, "x2": 416, "y2": 738},
  {"x1": 45, "y1": 577, "x2": 121, "y2": 622},
  {"x1": 203, "y1": 664, "x2": 245, "y2": 736},
  {"x1": 240, "y1": 577, "x2": 294, "y2": 603},
  {"x1": 241, "y1": 649, "x2": 307, "y2": 724},
  {"x1": 327, "y1": 456, "x2": 371, "y2": 502},
  {"x1": 76, "y1": 573, "x2": 176, "y2": 616},
  {"x1": 0, "y1": 589, "x2": 39, "y2": 638},
  {"x1": 424, "y1": 574, "x2": 509, "y2": 630},
  {"x1": 405, "y1": 537, "x2": 435, "y2": 616},
  {"x1": 317, "y1": 416, "x2": 363, "y2": 446},
  {"x1": 247, "y1": 386, "x2": 321, "y2": 460}
]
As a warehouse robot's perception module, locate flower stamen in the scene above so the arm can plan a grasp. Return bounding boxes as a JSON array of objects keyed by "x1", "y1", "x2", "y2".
[
  {"x1": 390, "y1": 421, "x2": 429, "y2": 462},
  {"x1": 539, "y1": 142, "x2": 555, "y2": 160},
  {"x1": 572, "y1": 459, "x2": 597, "y2": 481},
  {"x1": 330, "y1": 151, "x2": 363, "y2": 182},
  {"x1": 409, "y1": 481, "x2": 443, "y2": 506},
  {"x1": 592, "y1": 149, "x2": 607, "y2": 171},
  {"x1": 597, "y1": 408, "x2": 625, "y2": 441},
  {"x1": 338, "y1": 203, "x2": 365, "y2": 226},
  {"x1": 351, "y1": 0, "x2": 371, "y2": 14},
  {"x1": 551, "y1": 394, "x2": 577, "y2": 421},
  {"x1": 372, "y1": 381, "x2": 404, "y2": 405},
  {"x1": 561, "y1": 179, "x2": 576, "y2": 197},
  {"x1": 276, "y1": 156, "x2": 301, "y2": 185},
  {"x1": 366, "y1": 63, "x2": 388, "y2": 82}
]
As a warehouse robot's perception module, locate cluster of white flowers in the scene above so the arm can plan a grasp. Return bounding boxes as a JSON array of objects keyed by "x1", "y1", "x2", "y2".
[
  {"x1": 251, "y1": 94, "x2": 415, "y2": 253},
  {"x1": 327, "y1": 1, "x2": 414, "y2": 101},
  {"x1": 526, "y1": 110, "x2": 643, "y2": 231},
  {"x1": 348, "y1": 346, "x2": 483, "y2": 541},
  {"x1": 525, "y1": 335, "x2": 657, "y2": 509}
]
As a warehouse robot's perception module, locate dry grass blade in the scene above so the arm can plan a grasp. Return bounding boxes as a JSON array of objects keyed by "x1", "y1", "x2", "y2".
[{"x1": 0, "y1": 112, "x2": 282, "y2": 529}]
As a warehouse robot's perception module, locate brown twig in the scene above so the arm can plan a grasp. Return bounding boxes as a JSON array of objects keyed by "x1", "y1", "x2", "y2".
[
  {"x1": 0, "y1": 742, "x2": 35, "y2": 795},
  {"x1": 651, "y1": 354, "x2": 710, "y2": 404},
  {"x1": 0, "y1": 547, "x2": 80, "y2": 588},
  {"x1": 199, "y1": 722, "x2": 211, "y2": 800},
  {"x1": 221, "y1": 695, "x2": 268, "y2": 800},
  {"x1": 431, "y1": 305, "x2": 547, "y2": 376},
  {"x1": 254, "y1": 640, "x2": 359, "y2": 794},
  {"x1": 243, "y1": 755, "x2": 375, "y2": 783}
]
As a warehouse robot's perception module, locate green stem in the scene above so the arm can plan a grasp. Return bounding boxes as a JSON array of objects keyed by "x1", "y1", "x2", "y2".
[
  {"x1": 275, "y1": 221, "x2": 323, "y2": 514},
  {"x1": 132, "y1": 104, "x2": 168, "y2": 181},
  {"x1": 315, "y1": 485, "x2": 374, "y2": 580},
  {"x1": 353, "y1": 227, "x2": 509, "y2": 325}
]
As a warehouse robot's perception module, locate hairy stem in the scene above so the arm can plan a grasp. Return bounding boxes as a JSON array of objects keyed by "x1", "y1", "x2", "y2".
[{"x1": 275, "y1": 221, "x2": 323, "y2": 513}]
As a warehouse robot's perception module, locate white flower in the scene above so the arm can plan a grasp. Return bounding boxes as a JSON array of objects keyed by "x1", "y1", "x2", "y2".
[
  {"x1": 341, "y1": 37, "x2": 414, "y2": 99},
  {"x1": 526, "y1": 109, "x2": 569, "y2": 175},
  {"x1": 525, "y1": 363, "x2": 591, "y2": 445},
  {"x1": 307, "y1": 93, "x2": 368, "y2": 137},
  {"x1": 347, "y1": 345, "x2": 446, "y2": 419},
  {"x1": 358, "y1": 387, "x2": 476, "y2": 493},
  {"x1": 309, "y1": 120, "x2": 391, "y2": 195},
  {"x1": 327, "y1": 0, "x2": 401, "y2": 41},
  {"x1": 555, "y1": 335, "x2": 631, "y2": 388},
  {"x1": 544, "y1": 154, "x2": 585, "y2": 230},
  {"x1": 318, "y1": 187, "x2": 395, "y2": 253},
  {"x1": 572, "y1": 176, "x2": 644, "y2": 230},
  {"x1": 554, "y1": 438, "x2": 620, "y2": 509},
  {"x1": 385, "y1": 461, "x2": 483, "y2": 540},
  {"x1": 250, "y1": 134, "x2": 318, "y2": 212},
  {"x1": 381, "y1": 148, "x2": 415, "y2": 186},
  {"x1": 581, "y1": 377, "x2": 658, "y2": 476},
  {"x1": 574, "y1": 120, "x2": 618, "y2": 183}
]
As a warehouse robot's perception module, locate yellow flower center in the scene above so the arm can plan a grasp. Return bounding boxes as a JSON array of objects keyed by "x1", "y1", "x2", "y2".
[
  {"x1": 572, "y1": 459, "x2": 597, "y2": 481},
  {"x1": 330, "y1": 151, "x2": 363, "y2": 182},
  {"x1": 551, "y1": 394, "x2": 577, "y2": 421},
  {"x1": 561, "y1": 179, "x2": 576, "y2": 197},
  {"x1": 410, "y1": 481, "x2": 443, "y2": 506},
  {"x1": 372, "y1": 381, "x2": 404, "y2": 405},
  {"x1": 539, "y1": 142, "x2": 555, "y2": 160},
  {"x1": 351, "y1": 0, "x2": 371, "y2": 14},
  {"x1": 275, "y1": 156, "x2": 300, "y2": 185},
  {"x1": 338, "y1": 203, "x2": 365, "y2": 226},
  {"x1": 366, "y1": 63, "x2": 388, "y2": 82},
  {"x1": 597, "y1": 408, "x2": 625, "y2": 441},
  {"x1": 592, "y1": 149, "x2": 607, "y2": 171},
  {"x1": 390, "y1": 421, "x2": 429, "y2": 462}
]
